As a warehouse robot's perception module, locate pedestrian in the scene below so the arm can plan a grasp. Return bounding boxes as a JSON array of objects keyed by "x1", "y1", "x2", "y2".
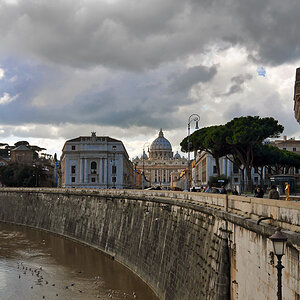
[
  {"x1": 254, "y1": 186, "x2": 264, "y2": 198},
  {"x1": 204, "y1": 185, "x2": 210, "y2": 192},
  {"x1": 285, "y1": 182, "x2": 290, "y2": 201},
  {"x1": 220, "y1": 186, "x2": 227, "y2": 194},
  {"x1": 268, "y1": 185, "x2": 280, "y2": 200},
  {"x1": 232, "y1": 187, "x2": 238, "y2": 195}
]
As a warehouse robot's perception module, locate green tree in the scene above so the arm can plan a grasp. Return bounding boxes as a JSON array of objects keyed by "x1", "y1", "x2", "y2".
[
  {"x1": 225, "y1": 116, "x2": 284, "y2": 190},
  {"x1": 181, "y1": 125, "x2": 231, "y2": 176},
  {"x1": 0, "y1": 163, "x2": 47, "y2": 187},
  {"x1": 252, "y1": 144, "x2": 283, "y2": 184}
]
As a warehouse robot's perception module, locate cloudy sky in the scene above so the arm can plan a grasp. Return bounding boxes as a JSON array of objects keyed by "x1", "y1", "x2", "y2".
[{"x1": 0, "y1": 0, "x2": 300, "y2": 159}]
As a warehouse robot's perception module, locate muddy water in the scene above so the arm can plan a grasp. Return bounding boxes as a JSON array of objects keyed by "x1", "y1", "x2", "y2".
[{"x1": 0, "y1": 222, "x2": 159, "y2": 300}]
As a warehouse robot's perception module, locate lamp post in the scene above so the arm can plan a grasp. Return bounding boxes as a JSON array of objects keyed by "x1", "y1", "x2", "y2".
[
  {"x1": 187, "y1": 114, "x2": 200, "y2": 191},
  {"x1": 269, "y1": 227, "x2": 288, "y2": 300},
  {"x1": 142, "y1": 142, "x2": 150, "y2": 189}
]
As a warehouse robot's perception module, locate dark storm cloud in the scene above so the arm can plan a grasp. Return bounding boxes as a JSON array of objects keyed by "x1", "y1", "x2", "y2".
[
  {"x1": 221, "y1": 74, "x2": 252, "y2": 96},
  {"x1": 0, "y1": 61, "x2": 200, "y2": 129},
  {"x1": 169, "y1": 65, "x2": 217, "y2": 93},
  {"x1": 1, "y1": 0, "x2": 299, "y2": 70}
]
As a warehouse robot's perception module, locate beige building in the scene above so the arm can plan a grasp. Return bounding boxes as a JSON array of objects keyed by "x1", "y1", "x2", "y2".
[
  {"x1": 133, "y1": 129, "x2": 188, "y2": 189},
  {"x1": 10, "y1": 145, "x2": 34, "y2": 164},
  {"x1": 271, "y1": 136, "x2": 300, "y2": 154}
]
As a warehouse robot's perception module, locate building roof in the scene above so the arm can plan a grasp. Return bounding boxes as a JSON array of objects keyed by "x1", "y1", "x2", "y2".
[
  {"x1": 150, "y1": 129, "x2": 172, "y2": 151},
  {"x1": 66, "y1": 136, "x2": 121, "y2": 143},
  {"x1": 11, "y1": 145, "x2": 32, "y2": 151}
]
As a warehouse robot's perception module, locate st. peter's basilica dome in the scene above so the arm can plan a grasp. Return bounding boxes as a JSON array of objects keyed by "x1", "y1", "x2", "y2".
[{"x1": 149, "y1": 129, "x2": 173, "y2": 159}]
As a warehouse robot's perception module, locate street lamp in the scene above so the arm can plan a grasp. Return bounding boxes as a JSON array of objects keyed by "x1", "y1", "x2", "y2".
[
  {"x1": 187, "y1": 114, "x2": 200, "y2": 191},
  {"x1": 269, "y1": 227, "x2": 288, "y2": 300},
  {"x1": 142, "y1": 142, "x2": 150, "y2": 189}
]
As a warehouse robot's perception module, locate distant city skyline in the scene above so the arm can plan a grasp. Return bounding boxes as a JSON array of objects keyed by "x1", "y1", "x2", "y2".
[{"x1": 0, "y1": 0, "x2": 300, "y2": 159}]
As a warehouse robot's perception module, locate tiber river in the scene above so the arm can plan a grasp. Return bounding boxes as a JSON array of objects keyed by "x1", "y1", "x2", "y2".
[{"x1": 0, "y1": 222, "x2": 158, "y2": 300}]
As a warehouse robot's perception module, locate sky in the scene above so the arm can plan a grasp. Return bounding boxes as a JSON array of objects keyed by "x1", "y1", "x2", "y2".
[{"x1": 0, "y1": 0, "x2": 300, "y2": 159}]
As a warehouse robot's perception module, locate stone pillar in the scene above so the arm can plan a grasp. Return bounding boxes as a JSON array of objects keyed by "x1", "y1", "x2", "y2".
[
  {"x1": 99, "y1": 158, "x2": 102, "y2": 183},
  {"x1": 80, "y1": 158, "x2": 84, "y2": 183},
  {"x1": 84, "y1": 159, "x2": 88, "y2": 184},
  {"x1": 65, "y1": 157, "x2": 70, "y2": 185},
  {"x1": 104, "y1": 158, "x2": 108, "y2": 187}
]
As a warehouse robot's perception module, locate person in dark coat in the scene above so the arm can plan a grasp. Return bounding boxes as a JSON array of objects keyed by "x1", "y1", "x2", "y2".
[
  {"x1": 220, "y1": 186, "x2": 227, "y2": 194},
  {"x1": 268, "y1": 185, "x2": 280, "y2": 200},
  {"x1": 254, "y1": 186, "x2": 264, "y2": 198},
  {"x1": 232, "y1": 187, "x2": 238, "y2": 195}
]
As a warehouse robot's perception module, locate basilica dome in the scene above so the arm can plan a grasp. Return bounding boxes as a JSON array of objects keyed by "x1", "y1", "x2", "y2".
[
  {"x1": 150, "y1": 129, "x2": 172, "y2": 151},
  {"x1": 149, "y1": 129, "x2": 173, "y2": 160}
]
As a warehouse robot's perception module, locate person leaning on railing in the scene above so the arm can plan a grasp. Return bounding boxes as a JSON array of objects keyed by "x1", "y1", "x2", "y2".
[{"x1": 268, "y1": 185, "x2": 280, "y2": 200}]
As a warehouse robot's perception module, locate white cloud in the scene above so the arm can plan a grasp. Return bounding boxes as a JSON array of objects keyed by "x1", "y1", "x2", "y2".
[
  {"x1": 0, "y1": 68, "x2": 5, "y2": 80},
  {"x1": 0, "y1": 92, "x2": 18, "y2": 105}
]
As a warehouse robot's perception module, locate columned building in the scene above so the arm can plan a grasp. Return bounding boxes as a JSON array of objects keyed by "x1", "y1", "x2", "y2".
[
  {"x1": 60, "y1": 132, "x2": 133, "y2": 189},
  {"x1": 133, "y1": 129, "x2": 188, "y2": 189}
]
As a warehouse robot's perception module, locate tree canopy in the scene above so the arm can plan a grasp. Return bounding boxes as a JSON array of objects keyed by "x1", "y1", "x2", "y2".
[{"x1": 181, "y1": 116, "x2": 285, "y2": 189}]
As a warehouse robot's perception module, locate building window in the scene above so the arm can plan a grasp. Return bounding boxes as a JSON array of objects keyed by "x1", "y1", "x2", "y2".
[
  {"x1": 91, "y1": 161, "x2": 97, "y2": 174},
  {"x1": 71, "y1": 177, "x2": 75, "y2": 183},
  {"x1": 283, "y1": 147, "x2": 286, "y2": 150},
  {"x1": 254, "y1": 177, "x2": 258, "y2": 182},
  {"x1": 112, "y1": 176, "x2": 116, "y2": 183},
  {"x1": 213, "y1": 166, "x2": 217, "y2": 174},
  {"x1": 71, "y1": 145, "x2": 76, "y2": 150},
  {"x1": 234, "y1": 177, "x2": 238, "y2": 183},
  {"x1": 71, "y1": 166, "x2": 76, "y2": 174},
  {"x1": 233, "y1": 164, "x2": 239, "y2": 173},
  {"x1": 112, "y1": 145, "x2": 117, "y2": 150},
  {"x1": 112, "y1": 165, "x2": 117, "y2": 174},
  {"x1": 91, "y1": 178, "x2": 96, "y2": 183},
  {"x1": 293, "y1": 148, "x2": 297, "y2": 151}
]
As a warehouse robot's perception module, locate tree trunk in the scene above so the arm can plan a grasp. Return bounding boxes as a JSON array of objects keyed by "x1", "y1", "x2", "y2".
[{"x1": 246, "y1": 166, "x2": 252, "y2": 192}]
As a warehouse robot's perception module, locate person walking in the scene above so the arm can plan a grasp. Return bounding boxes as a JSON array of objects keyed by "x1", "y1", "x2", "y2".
[
  {"x1": 268, "y1": 185, "x2": 280, "y2": 200},
  {"x1": 232, "y1": 187, "x2": 238, "y2": 195},
  {"x1": 220, "y1": 186, "x2": 227, "y2": 194},
  {"x1": 285, "y1": 182, "x2": 290, "y2": 201}
]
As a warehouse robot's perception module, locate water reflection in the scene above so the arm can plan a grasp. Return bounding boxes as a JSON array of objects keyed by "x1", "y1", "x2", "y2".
[{"x1": 0, "y1": 222, "x2": 158, "y2": 300}]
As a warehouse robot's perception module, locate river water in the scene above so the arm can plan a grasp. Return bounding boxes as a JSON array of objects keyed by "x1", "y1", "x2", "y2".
[{"x1": 0, "y1": 222, "x2": 158, "y2": 300}]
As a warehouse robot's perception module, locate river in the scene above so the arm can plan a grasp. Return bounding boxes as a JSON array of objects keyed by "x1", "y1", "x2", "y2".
[{"x1": 0, "y1": 222, "x2": 159, "y2": 300}]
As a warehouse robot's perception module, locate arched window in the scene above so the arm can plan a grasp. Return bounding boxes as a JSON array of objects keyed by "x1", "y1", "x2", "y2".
[{"x1": 91, "y1": 161, "x2": 97, "y2": 174}]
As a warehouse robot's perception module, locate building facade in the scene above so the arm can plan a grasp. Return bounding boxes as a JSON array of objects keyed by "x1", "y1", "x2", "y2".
[
  {"x1": 294, "y1": 67, "x2": 300, "y2": 123},
  {"x1": 60, "y1": 132, "x2": 133, "y2": 189},
  {"x1": 10, "y1": 145, "x2": 34, "y2": 164},
  {"x1": 133, "y1": 129, "x2": 188, "y2": 189}
]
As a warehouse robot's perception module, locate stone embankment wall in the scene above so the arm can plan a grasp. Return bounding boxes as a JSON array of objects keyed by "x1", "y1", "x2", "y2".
[{"x1": 0, "y1": 188, "x2": 299, "y2": 300}]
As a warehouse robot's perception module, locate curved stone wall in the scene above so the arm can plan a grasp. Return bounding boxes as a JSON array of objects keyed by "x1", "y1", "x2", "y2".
[{"x1": 0, "y1": 188, "x2": 299, "y2": 300}]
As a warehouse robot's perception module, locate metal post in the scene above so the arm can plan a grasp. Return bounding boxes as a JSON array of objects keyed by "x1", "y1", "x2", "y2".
[
  {"x1": 142, "y1": 149, "x2": 145, "y2": 189},
  {"x1": 276, "y1": 255, "x2": 284, "y2": 300},
  {"x1": 142, "y1": 142, "x2": 150, "y2": 189},
  {"x1": 187, "y1": 114, "x2": 200, "y2": 191},
  {"x1": 187, "y1": 122, "x2": 191, "y2": 191}
]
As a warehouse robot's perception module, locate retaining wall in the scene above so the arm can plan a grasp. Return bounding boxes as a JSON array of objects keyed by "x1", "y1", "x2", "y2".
[{"x1": 0, "y1": 188, "x2": 299, "y2": 300}]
